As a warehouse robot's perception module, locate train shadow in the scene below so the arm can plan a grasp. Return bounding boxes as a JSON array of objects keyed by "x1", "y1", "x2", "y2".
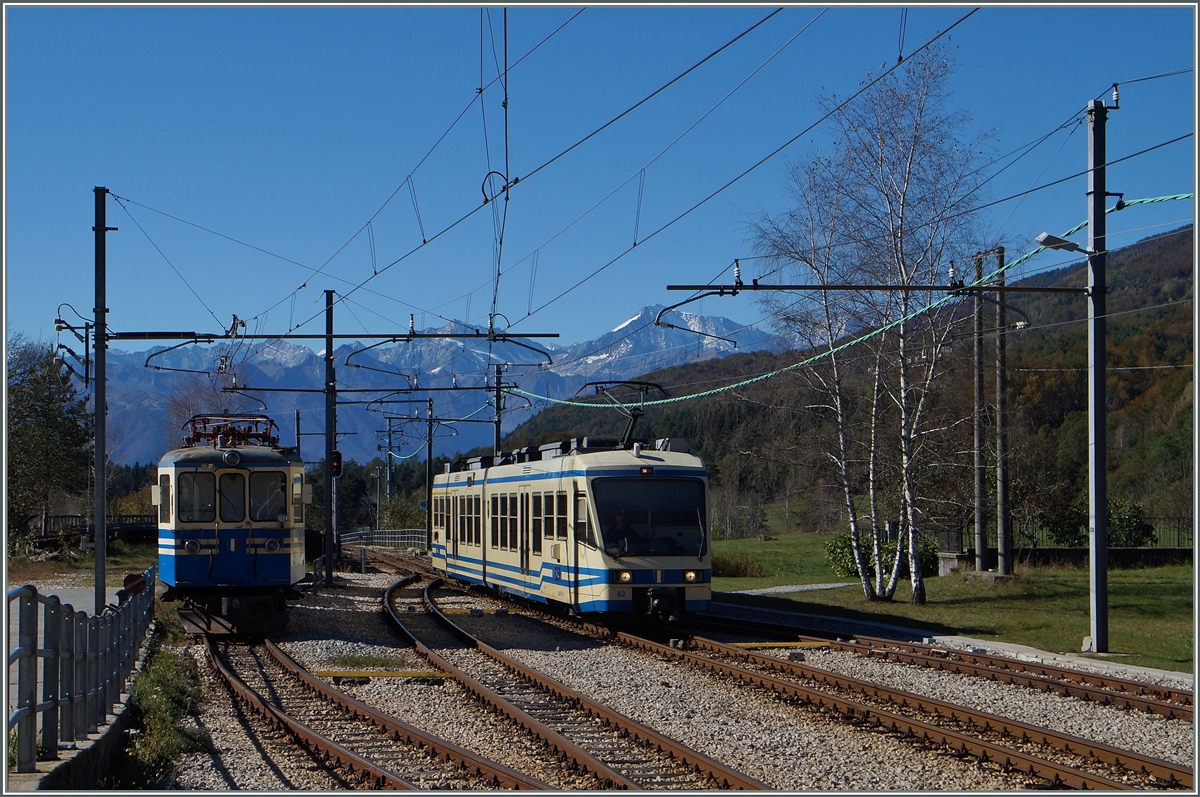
[{"x1": 713, "y1": 592, "x2": 961, "y2": 640}]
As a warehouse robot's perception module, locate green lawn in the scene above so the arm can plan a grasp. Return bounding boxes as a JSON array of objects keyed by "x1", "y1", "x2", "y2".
[{"x1": 712, "y1": 531, "x2": 1194, "y2": 674}]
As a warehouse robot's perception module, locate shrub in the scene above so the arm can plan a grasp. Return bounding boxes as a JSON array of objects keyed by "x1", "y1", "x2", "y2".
[
  {"x1": 1042, "y1": 505, "x2": 1088, "y2": 547},
  {"x1": 825, "y1": 531, "x2": 938, "y2": 579},
  {"x1": 114, "y1": 627, "x2": 207, "y2": 787},
  {"x1": 1108, "y1": 499, "x2": 1156, "y2": 548},
  {"x1": 1041, "y1": 498, "x2": 1156, "y2": 548}
]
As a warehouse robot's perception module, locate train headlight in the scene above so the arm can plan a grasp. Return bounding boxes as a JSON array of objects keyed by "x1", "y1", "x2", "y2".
[
  {"x1": 618, "y1": 570, "x2": 633, "y2": 584},
  {"x1": 264, "y1": 538, "x2": 281, "y2": 553},
  {"x1": 684, "y1": 570, "x2": 698, "y2": 583},
  {"x1": 184, "y1": 540, "x2": 201, "y2": 554},
  {"x1": 222, "y1": 450, "x2": 241, "y2": 466}
]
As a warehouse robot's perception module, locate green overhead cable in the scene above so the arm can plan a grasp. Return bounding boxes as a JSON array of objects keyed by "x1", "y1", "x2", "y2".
[
  {"x1": 508, "y1": 192, "x2": 1193, "y2": 411},
  {"x1": 388, "y1": 447, "x2": 423, "y2": 462}
]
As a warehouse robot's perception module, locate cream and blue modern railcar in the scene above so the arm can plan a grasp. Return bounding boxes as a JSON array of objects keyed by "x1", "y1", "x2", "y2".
[
  {"x1": 431, "y1": 436, "x2": 711, "y2": 619},
  {"x1": 154, "y1": 415, "x2": 309, "y2": 633}
]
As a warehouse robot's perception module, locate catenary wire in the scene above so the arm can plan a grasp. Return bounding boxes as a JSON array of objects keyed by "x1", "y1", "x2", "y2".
[{"x1": 507, "y1": 8, "x2": 981, "y2": 329}]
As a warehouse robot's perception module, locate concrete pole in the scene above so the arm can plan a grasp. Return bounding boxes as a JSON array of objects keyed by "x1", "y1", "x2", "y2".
[
  {"x1": 93, "y1": 187, "x2": 111, "y2": 615},
  {"x1": 973, "y1": 254, "x2": 987, "y2": 572},
  {"x1": 426, "y1": 398, "x2": 434, "y2": 550},
  {"x1": 995, "y1": 249, "x2": 1011, "y2": 576},
  {"x1": 494, "y1": 364, "x2": 503, "y2": 456},
  {"x1": 1087, "y1": 100, "x2": 1109, "y2": 653},
  {"x1": 324, "y1": 290, "x2": 336, "y2": 585},
  {"x1": 386, "y1": 420, "x2": 394, "y2": 500}
]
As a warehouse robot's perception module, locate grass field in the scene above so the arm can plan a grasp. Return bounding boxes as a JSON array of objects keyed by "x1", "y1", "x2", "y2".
[
  {"x1": 712, "y1": 531, "x2": 1194, "y2": 674},
  {"x1": 8, "y1": 534, "x2": 1193, "y2": 674}
]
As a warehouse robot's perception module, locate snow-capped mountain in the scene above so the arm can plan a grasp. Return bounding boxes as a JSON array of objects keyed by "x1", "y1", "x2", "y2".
[{"x1": 100, "y1": 306, "x2": 778, "y2": 465}]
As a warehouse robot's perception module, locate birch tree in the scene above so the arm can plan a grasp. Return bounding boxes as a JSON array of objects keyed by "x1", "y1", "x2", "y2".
[{"x1": 753, "y1": 44, "x2": 985, "y2": 604}]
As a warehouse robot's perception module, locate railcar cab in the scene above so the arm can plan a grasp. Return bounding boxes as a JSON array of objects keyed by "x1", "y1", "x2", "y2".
[
  {"x1": 154, "y1": 414, "x2": 310, "y2": 634},
  {"x1": 431, "y1": 436, "x2": 711, "y2": 620}
]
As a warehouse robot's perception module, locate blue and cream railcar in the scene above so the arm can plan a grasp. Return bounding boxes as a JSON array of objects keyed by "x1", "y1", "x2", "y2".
[
  {"x1": 431, "y1": 436, "x2": 710, "y2": 619},
  {"x1": 153, "y1": 415, "x2": 309, "y2": 633}
]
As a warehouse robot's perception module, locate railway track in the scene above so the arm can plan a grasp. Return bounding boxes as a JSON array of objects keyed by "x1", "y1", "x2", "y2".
[
  {"x1": 687, "y1": 612, "x2": 1192, "y2": 720},
  {"x1": 351, "y1": 549, "x2": 1191, "y2": 790},
  {"x1": 445, "y1": 592, "x2": 1189, "y2": 790},
  {"x1": 828, "y1": 634, "x2": 1193, "y2": 720},
  {"x1": 612, "y1": 630, "x2": 1192, "y2": 790},
  {"x1": 204, "y1": 630, "x2": 552, "y2": 789},
  {"x1": 384, "y1": 576, "x2": 767, "y2": 790}
]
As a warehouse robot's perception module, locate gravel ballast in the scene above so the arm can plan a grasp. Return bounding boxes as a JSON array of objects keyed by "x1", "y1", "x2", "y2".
[{"x1": 147, "y1": 570, "x2": 1192, "y2": 790}]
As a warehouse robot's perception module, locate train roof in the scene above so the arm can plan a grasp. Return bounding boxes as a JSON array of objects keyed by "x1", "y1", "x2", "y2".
[
  {"x1": 436, "y1": 437, "x2": 704, "y2": 485},
  {"x1": 160, "y1": 445, "x2": 302, "y2": 468}
]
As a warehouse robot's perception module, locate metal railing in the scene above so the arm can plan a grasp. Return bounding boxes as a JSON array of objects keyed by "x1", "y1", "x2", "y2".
[
  {"x1": 340, "y1": 529, "x2": 427, "y2": 550},
  {"x1": 6, "y1": 566, "x2": 155, "y2": 773},
  {"x1": 935, "y1": 517, "x2": 1194, "y2": 552}
]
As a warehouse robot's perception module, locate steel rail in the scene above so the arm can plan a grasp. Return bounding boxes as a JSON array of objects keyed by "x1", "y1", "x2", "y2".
[
  {"x1": 389, "y1": 577, "x2": 769, "y2": 790},
  {"x1": 204, "y1": 635, "x2": 415, "y2": 790},
  {"x1": 262, "y1": 638, "x2": 553, "y2": 790},
  {"x1": 383, "y1": 578, "x2": 642, "y2": 790},
  {"x1": 691, "y1": 609, "x2": 1192, "y2": 719},
  {"x1": 615, "y1": 631, "x2": 1143, "y2": 790},
  {"x1": 845, "y1": 635, "x2": 1193, "y2": 713},
  {"x1": 424, "y1": 584, "x2": 769, "y2": 791},
  {"x1": 689, "y1": 634, "x2": 1192, "y2": 789}
]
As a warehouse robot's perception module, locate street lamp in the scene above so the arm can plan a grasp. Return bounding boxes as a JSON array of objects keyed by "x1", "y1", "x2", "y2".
[{"x1": 1035, "y1": 232, "x2": 1096, "y2": 256}]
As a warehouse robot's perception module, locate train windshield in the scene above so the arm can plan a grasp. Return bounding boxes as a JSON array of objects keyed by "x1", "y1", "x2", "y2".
[{"x1": 592, "y1": 477, "x2": 706, "y2": 558}]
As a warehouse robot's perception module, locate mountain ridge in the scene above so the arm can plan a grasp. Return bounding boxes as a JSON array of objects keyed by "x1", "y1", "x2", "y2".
[{"x1": 103, "y1": 304, "x2": 779, "y2": 465}]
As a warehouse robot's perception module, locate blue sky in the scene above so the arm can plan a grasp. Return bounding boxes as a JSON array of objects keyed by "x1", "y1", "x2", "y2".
[{"x1": 5, "y1": 5, "x2": 1195, "y2": 360}]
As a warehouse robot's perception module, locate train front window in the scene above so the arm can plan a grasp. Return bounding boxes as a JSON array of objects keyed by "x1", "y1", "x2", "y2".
[
  {"x1": 591, "y1": 478, "x2": 705, "y2": 558},
  {"x1": 219, "y1": 473, "x2": 245, "y2": 523},
  {"x1": 177, "y1": 472, "x2": 215, "y2": 523},
  {"x1": 250, "y1": 472, "x2": 288, "y2": 521}
]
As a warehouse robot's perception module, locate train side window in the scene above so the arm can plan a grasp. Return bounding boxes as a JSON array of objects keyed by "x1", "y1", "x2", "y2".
[
  {"x1": 219, "y1": 473, "x2": 246, "y2": 523},
  {"x1": 508, "y1": 493, "x2": 518, "y2": 550},
  {"x1": 250, "y1": 472, "x2": 287, "y2": 522},
  {"x1": 575, "y1": 492, "x2": 597, "y2": 548},
  {"x1": 542, "y1": 492, "x2": 554, "y2": 539},
  {"x1": 292, "y1": 474, "x2": 303, "y2": 523},
  {"x1": 460, "y1": 496, "x2": 468, "y2": 543},
  {"x1": 158, "y1": 474, "x2": 171, "y2": 523},
  {"x1": 490, "y1": 495, "x2": 499, "y2": 548},
  {"x1": 555, "y1": 492, "x2": 568, "y2": 539},
  {"x1": 178, "y1": 472, "x2": 215, "y2": 523},
  {"x1": 500, "y1": 495, "x2": 510, "y2": 549},
  {"x1": 473, "y1": 495, "x2": 482, "y2": 545},
  {"x1": 531, "y1": 494, "x2": 542, "y2": 556}
]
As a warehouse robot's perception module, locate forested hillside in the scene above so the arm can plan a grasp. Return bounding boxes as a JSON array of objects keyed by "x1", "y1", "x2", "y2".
[{"x1": 491, "y1": 227, "x2": 1194, "y2": 540}]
